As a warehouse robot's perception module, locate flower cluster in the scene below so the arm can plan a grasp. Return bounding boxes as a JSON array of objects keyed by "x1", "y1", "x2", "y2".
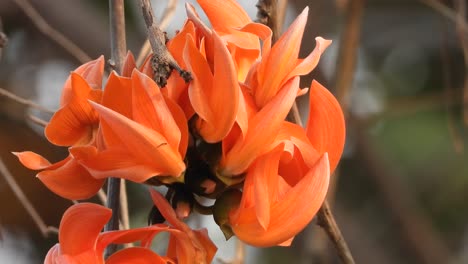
[{"x1": 14, "y1": 0, "x2": 345, "y2": 261}]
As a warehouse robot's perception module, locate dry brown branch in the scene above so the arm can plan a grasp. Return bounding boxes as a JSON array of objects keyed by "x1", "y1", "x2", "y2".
[
  {"x1": 120, "y1": 179, "x2": 130, "y2": 230},
  {"x1": 139, "y1": 0, "x2": 191, "y2": 87},
  {"x1": 0, "y1": 87, "x2": 54, "y2": 114},
  {"x1": 317, "y1": 201, "x2": 355, "y2": 264},
  {"x1": 136, "y1": 0, "x2": 178, "y2": 66},
  {"x1": 0, "y1": 157, "x2": 58, "y2": 237},
  {"x1": 98, "y1": 188, "x2": 107, "y2": 205},
  {"x1": 12, "y1": 0, "x2": 91, "y2": 63},
  {"x1": 27, "y1": 114, "x2": 48, "y2": 127},
  {"x1": 104, "y1": 0, "x2": 127, "y2": 258}
]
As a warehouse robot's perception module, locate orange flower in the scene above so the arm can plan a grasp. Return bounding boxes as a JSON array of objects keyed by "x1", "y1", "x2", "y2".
[
  {"x1": 227, "y1": 122, "x2": 330, "y2": 247},
  {"x1": 219, "y1": 77, "x2": 300, "y2": 178},
  {"x1": 45, "y1": 189, "x2": 216, "y2": 263},
  {"x1": 193, "y1": 0, "x2": 262, "y2": 81},
  {"x1": 13, "y1": 57, "x2": 107, "y2": 200},
  {"x1": 71, "y1": 70, "x2": 188, "y2": 183},
  {"x1": 245, "y1": 8, "x2": 332, "y2": 108},
  {"x1": 183, "y1": 30, "x2": 239, "y2": 143},
  {"x1": 45, "y1": 56, "x2": 105, "y2": 146}
]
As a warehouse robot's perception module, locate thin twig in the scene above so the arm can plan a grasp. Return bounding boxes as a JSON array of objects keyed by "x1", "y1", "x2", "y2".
[
  {"x1": 120, "y1": 179, "x2": 130, "y2": 230},
  {"x1": 98, "y1": 188, "x2": 107, "y2": 205},
  {"x1": 136, "y1": 0, "x2": 178, "y2": 66},
  {"x1": 27, "y1": 114, "x2": 48, "y2": 127},
  {"x1": 316, "y1": 201, "x2": 355, "y2": 264},
  {"x1": 104, "y1": 0, "x2": 127, "y2": 258},
  {"x1": 0, "y1": 157, "x2": 58, "y2": 237},
  {"x1": 12, "y1": 0, "x2": 91, "y2": 63},
  {"x1": 419, "y1": 0, "x2": 468, "y2": 34},
  {"x1": 0, "y1": 87, "x2": 55, "y2": 114},
  {"x1": 139, "y1": 0, "x2": 191, "y2": 87}
]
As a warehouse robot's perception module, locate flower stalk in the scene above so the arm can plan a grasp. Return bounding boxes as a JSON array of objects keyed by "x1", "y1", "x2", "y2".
[{"x1": 104, "y1": 0, "x2": 127, "y2": 258}]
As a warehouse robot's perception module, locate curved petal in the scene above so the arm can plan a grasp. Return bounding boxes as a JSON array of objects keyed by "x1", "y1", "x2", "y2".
[
  {"x1": 231, "y1": 153, "x2": 330, "y2": 247},
  {"x1": 287, "y1": 37, "x2": 332, "y2": 79},
  {"x1": 221, "y1": 77, "x2": 299, "y2": 176},
  {"x1": 106, "y1": 247, "x2": 167, "y2": 264},
  {"x1": 183, "y1": 34, "x2": 213, "y2": 123},
  {"x1": 196, "y1": 0, "x2": 259, "y2": 52},
  {"x1": 61, "y1": 56, "x2": 105, "y2": 105},
  {"x1": 46, "y1": 73, "x2": 101, "y2": 146},
  {"x1": 102, "y1": 71, "x2": 133, "y2": 119},
  {"x1": 132, "y1": 70, "x2": 181, "y2": 153},
  {"x1": 36, "y1": 156, "x2": 105, "y2": 200},
  {"x1": 197, "y1": 32, "x2": 239, "y2": 142},
  {"x1": 91, "y1": 101, "x2": 185, "y2": 177},
  {"x1": 255, "y1": 7, "x2": 308, "y2": 108},
  {"x1": 12, "y1": 151, "x2": 52, "y2": 170},
  {"x1": 44, "y1": 244, "x2": 60, "y2": 264},
  {"x1": 122, "y1": 52, "x2": 136, "y2": 77},
  {"x1": 306, "y1": 80, "x2": 345, "y2": 173},
  {"x1": 70, "y1": 146, "x2": 166, "y2": 183},
  {"x1": 59, "y1": 203, "x2": 112, "y2": 256}
]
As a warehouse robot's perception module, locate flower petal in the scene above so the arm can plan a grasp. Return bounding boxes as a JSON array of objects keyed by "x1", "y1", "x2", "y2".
[
  {"x1": 106, "y1": 247, "x2": 167, "y2": 264},
  {"x1": 197, "y1": 32, "x2": 239, "y2": 142},
  {"x1": 12, "y1": 151, "x2": 52, "y2": 170},
  {"x1": 287, "y1": 37, "x2": 332, "y2": 79},
  {"x1": 132, "y1": 70, "x2": 181, "y2": 153},
  {"x1": 71, "y1": 146, "x2": 166, "y2": 183},
  {"x1": 221, "y1": 77, "x2": 299, "y2": 176},
  {"x1": 60, "y1": 56, "x2": 105, "y2": 105},
  {"x1": 122, "y1": 52, "x2": 136, "y2": 77},
  {"x1": 37, "y1": 156, "x2": 105, "y2": 200},
  {"x1": 306, "y1": 80, "x2": 345, "y2": 173},
  {"x1": 90, "y1": 101, "x2": 185, "y2": 177},
  {"x1": 255, "y1": 7, "x2": 309, "y2": 108},
  {"x1": 46, "y1": 73, "x2": 101, "y2": 146},
  {"x1": 59, "y1": 203, "x2": 112, "y2": 256},
  {"x1": 231, "y1": 153, "x2": 330, "y2": 247}
]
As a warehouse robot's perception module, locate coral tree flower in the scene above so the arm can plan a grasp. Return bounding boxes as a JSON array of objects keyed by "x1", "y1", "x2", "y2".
[
  {"x1": 71, "y1": 70, "x2": 188, "y2": 183},
  {"x1": 45, "y1": 189, "x2": 216, "y2": 264},
  {"x1": 13, "y1": 57, "x2": 107, "y2": 200}
]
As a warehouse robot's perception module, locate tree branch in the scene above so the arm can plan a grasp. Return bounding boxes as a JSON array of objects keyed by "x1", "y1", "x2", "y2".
[
  {"x1": 104, "y1": 0, "x2": 127, "y2": 258},
  {"x1": 139, "y1": 0, "x2": 191, "y2": 87},
  {"x1": 316, "y1": 201, "x2": 356, "y2": 264}
]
